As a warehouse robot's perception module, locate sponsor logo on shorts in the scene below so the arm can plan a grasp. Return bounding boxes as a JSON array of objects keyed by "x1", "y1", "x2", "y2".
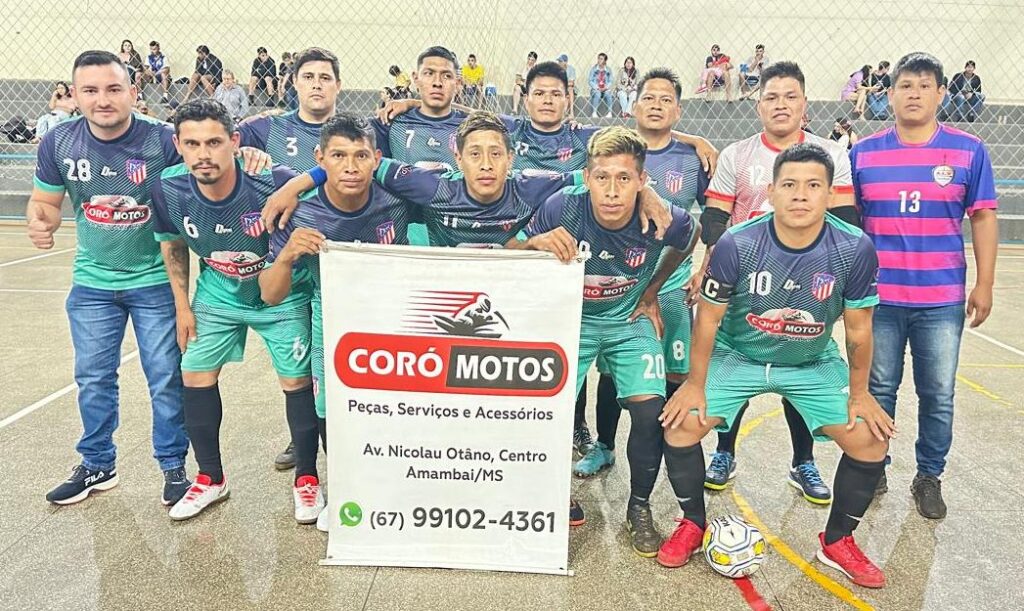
[
  {"x1": 583, "y1": 275, "x2": 639, "y2": 300},
  {"x1": 204, "y1": 250, "x2": 267, "y2": 279},
  {"x1": 83, "y1": 195, "x2": 151, "y2": 227},
  {"x1": 745, "y1": 308, "x2": 824, "y2": 338}
]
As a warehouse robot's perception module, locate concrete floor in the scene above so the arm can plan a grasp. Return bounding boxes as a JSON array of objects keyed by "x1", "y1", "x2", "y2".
[{"x1": 1, "y1": 223, "x2": 1023, "y2": 611}]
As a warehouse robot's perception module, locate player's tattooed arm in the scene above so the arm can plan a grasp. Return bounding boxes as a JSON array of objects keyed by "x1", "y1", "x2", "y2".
[
  {"x1": 671, "y1": 131, "x2": 719, "y2": 177},
  {"x1": 843, "y1": 306, "x2": 897, "y2": 441},
  {"x1": 160, "y1": 239, "x2": 196, "y2": 353},
  {"x1": 25, "y1": 187, "x2": 64, "y2": 250},
  {"x1": 660, "y1": 300, "x2": 727, "y2": 429},
  {"x1": 259, "y1": 228, "x2": 325, "y2": 306}
]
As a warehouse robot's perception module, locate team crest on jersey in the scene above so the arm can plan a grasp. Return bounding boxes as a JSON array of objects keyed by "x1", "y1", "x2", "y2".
[
  {"x1": 83, "y1": 195, "x2": 151, "y2": 227},
  {"x1": 125, "y1": 159, "x2": 147, "y2": 185},
  {"x1": 204, "y1": 251, "x2": 266, "y2": 279},
  {"x1": 583, "y1": 275, "x2": 639, "y2": 300},
  {"x1": 376, "y1": 221, "x2": 396, "y2": 245},
  {"x1": 746, "y1": 308, "x2": 825, "y2": 338},
  {"x1": 664, "y1": 170, "x2": 686, "y2": 195},
  {"x1": 557, "y1": 147, "x2": 573, "y2": 162},
  {"x1": 240, "y1": 212, "x2": 265, "y2": 237},
  {"x1": 625, "y1": 247, "x2": 647, "y2": 268},
  {"x1": 932, "y1": 164, "x2": 954, "y2": 187},
  {"x1": 448, "y1": 133, "x2": 458, "y2": 152},
  {"x1": 811, "y1": 272, "x2": 836, "y2": 301}
]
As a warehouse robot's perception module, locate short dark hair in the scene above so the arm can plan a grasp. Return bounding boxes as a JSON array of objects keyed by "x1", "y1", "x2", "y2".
[
  {"x1": 468, "y1": 54, "x2": 477, "y2": 60},
  {"x1": 149, "y1": 41, "x2": 159, "y2": 48},
  {"x1": 172, "y1": 99, "x2": 235, "y2": 136},
  {"x1": 525, "y1": 61, "x2": 568, "y2": 93},
  {"x1": 755, "y1": 44, "x2": 765, "y2": 50},
  {"x1": 257, "y1": 46, "x2": 268, "y2": 54},
  {"x1": 893, "y1": 52, "x2": 943, "y2": 86},
  {"x1": 388, "y1": 65, "x2": 401, "y2": 76},
  {"x1": 965, "y1": 60, "x2": 976, "y2": 68},
  {"x1": 293, "y1": 47, "x2": 340, "y2": 80},
  {"x1": 196, "y1": 45, "x2": 210, "y2": 55},
  {"x1": 72, "y1": 50, "x2": 130, "y2": 83},
  {"x1": 320, "y1": 112, "x2": 375, "y2": 151},
  {"x1": 527, "y1": 51, "x2": 538, "y2": 60},
  {"x1": 598, "y1": 52, "x2": 608, "y2": 61},
  {"x1": 878, "y1": 60, "x2": 891, "y2": 70},
  {"x1": 417, "y1": 46, "x2": 459, "y2": 71},
  {"x1": 637, "y1": 67, "x2": 682, "y2": 101},
  {"x1": 772, "y1": 143, "x2": 834, "y2": 185},
  {"x1": 760, "y1": 61, "x2": 805, "y2": 93},
  {"x1": 456, "y1": 111, "x2": 511, "y2": 152}
]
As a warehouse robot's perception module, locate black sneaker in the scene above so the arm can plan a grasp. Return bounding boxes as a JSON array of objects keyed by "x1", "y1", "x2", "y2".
[
  {"x1": 161, "y1": 467, "x2": 192, "y2": 506},
  {"x1": 46, "y1": 464, "x2": 119, "y2": 505},
  {"x1": 874, "y1": 470, "x2": 888, "y2": 497},
  {"x1": 911, "y1": 473, "x2": 947, "y2": 519},
  {"x1": 626, "y1": 503, "x2": 662, "y2": 557},
  {"x1": 572, "y1": 425, "x2": 595, "y2": 456},
  {"x1": 788, "y1": 461, "x2": 833, "y2": 505},
  {"x1": 569, "y1": 499, "x2": 586, "y2": 526},
  {"x1": 274, "y1": 441, "x2": 296, "y2": 470}
]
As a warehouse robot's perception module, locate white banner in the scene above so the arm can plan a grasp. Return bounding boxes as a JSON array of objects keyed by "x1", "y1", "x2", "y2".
[{"x1": 319, "y1": 243, "x2": 584, "y2": 575}]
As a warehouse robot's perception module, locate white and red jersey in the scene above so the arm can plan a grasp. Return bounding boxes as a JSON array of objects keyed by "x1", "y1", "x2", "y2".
[{"x1": 705, "y1": 131, "x2": 854, "y2": 224}]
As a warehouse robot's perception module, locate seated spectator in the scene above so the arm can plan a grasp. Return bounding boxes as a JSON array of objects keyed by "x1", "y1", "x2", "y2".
[
  {"x1": 616, "y1": 56, "x2": 638, "y2": 117},
  {"x1": 213, "y1": 70, "x2": 249, "y2": 121},
  {"x1": 118, "y1": 39, "x2": 145, "y2": 94},
  {"x1": 277, "y1": 52, "x2": 296, "y2": 108},
  {"x1": 949, "y1": 60, "x2": 984, "y2": 122},
  {"x1": 697, "y1": 44, "x2": 733, "y2": 102},
  {"x1": 859, "y1": 61, "x2": 891, "y2": 119},
  {"x1": 31, "y1": 81, "x2": 77, "y2": 143},
  {"x1": 842, "y1": 64, "x2": 872, "y2": 113},
  {"x1": 134, "y1": 99, "x2": 154, "y2": 117},
  {"x1": 183, "y1": 45, "x2": 224, "y2": 103},
  {"x1": 829, "y1": 117, "x2": 858, "y2": 149},
  {"x1": 512, "y1": 51, "x2": 538, "y2": 114},
  {"x1": 382, "y1": 65, "x2": 412, "y2": 103},
  {"x1": 248, "y1": 47, "x2": 277, "y2": 107},
  {"x1": 557, "y1": 54, "x2": 577, "y2": 117},
  {"x1": 461, "y1": 54, "x2": 485, "y2": 108},
  {"x1": 739, "y1": 44, "x2": 769, "y2": 99},
  {"x1": 588, "y1": 52, "x2": 614, "y2": 117},
  {"x1": 141, "y1": 41, "x2": 172, "y2": 103}
]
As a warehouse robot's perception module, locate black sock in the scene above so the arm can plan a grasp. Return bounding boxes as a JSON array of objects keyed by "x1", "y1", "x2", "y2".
[
  {"x1": 666, "y1": 380, "x2": 681, "y2": 399},
  {"x1": 285, "y1": 385, "x2": 319, "y2": 481},
  {"x1": 824, "y1": 454, "x2": 885, "y2": 544},
  {"x1": 783, "y1": 398, "x2": 815, "y2": 466},
  {"x1": 715, "y1": 401, "x2": 749, "y2": 454},
  {"x1": 595, "y1": 375, "x2": 621, "y2": 450},
  {"x1": 625, "y1": 397, "x2": 665, "y2": 506},
  {"x1": 183, "y1": 384, "x2": 224, "y2": 484},
  {"x1": 574, "y1": 379, "x2": 588, "y2": 430},
  {"x1": 664, "y1": 442, "x2": 707, "y2": 528},
  {"x1": 318, "y1": 417, "x2": 327, "y2": 453}
]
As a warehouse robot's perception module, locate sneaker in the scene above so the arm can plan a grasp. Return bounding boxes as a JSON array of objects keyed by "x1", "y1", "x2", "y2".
[
  {"x1": 294, "y1": 475, "x2": 326, "y2": 524},
  {"x1": 274, "y1": 441, "x2": 296, "y2": 470},
  {"x1": 160, "y1": 92, "x2": 169, "y2": 103},
  {"x1": 605, "y1": 112, "x2": 613, "y2": 118},
  {"x1": 626, "y1": 503, "x2": 662, "y2": 557},
  {"x1": 816, "y1": 532, "x2": 886, "y2": 588},
  {"x1": 788, "y1": 461, "x2": 833, "y2": 505},
  {"x1": 168, "y1": 474, "x2": 230, "y2": 521},
  {"x1": 656, "y1": 518, "x2": 704, "y2": 568},
  {"x1": 572, "y1": 425, "x2": 595, "y2": 456},
  {"x1": 569, "y1": 499, "x2": 586, "y2": 527},
  {"x1": 704, "y1": 451, "x2": 737, "y2": 490},
  {"x1": 161, "y1": 467, "x2": 192, "y2": 506},
  {"x1": 874, "y1": 470, "x2": 888, "y2": 497},
  {"x1": 573, "y1": 441, "x2": 615, "y2": 477},
  {"x1": 911, "y1": 473, "x2": 947, "y2": 519},
  {"x1": 317, "y1": 504, "x2": 331, "y2": 532},
  {"x1": 46, "y1": 464, "x2": 119, "y2": 505},
  {"x1": 591, "y1": 112, "x2": 599, "y2": 118}
]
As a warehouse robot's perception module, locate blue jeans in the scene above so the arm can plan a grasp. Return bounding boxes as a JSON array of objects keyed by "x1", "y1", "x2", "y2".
[
  {"x1": 869, "y1": 304, "x2": 964, "y2": 477},
  {"x1": 953, "y1": 93, "x2": 985, "y2": 120},
  {"x1": 590, "y1": 89, "x2": 614, "y2": 114},
  {"x1": 66, "y1": 283, "x2": 187, "y2": 472}
]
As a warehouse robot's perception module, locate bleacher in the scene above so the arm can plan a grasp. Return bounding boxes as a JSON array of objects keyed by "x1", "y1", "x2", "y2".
[{"x1": 3, "y1": 78, "x2": 1023, "y2": 240}]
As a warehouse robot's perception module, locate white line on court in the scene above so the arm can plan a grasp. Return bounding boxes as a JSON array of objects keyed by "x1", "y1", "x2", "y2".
[
  {"x1": 966, "y1": 328, "x2": 1024, "y2": 358},
  {"x1": 0, "y1": 248, "x2": 73, "y2": 268},
  {"x1": 0, "y1": 288, "x2": 67, "y2": 293},
  {"x1": 0, "y1": 350, "x2": 139, "y2": 430}
]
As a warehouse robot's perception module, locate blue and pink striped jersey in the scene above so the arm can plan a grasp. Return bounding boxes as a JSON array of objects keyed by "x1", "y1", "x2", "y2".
[{"x1": 851, "y1": 124, "x2": 997, "y2": 307}]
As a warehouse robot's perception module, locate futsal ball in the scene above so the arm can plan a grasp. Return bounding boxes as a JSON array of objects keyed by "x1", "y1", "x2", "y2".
[{"x1": 702, "y1": 515, "x2": 767, "y2": 578}]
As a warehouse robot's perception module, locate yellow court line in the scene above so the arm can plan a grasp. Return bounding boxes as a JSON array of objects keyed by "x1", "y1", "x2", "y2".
[
  {"x1": 730, "y1": 408, "x2": 876, "y2": 611},
  {"x1": 958, "y1": 363, "x2": 1024, "y2": 369},
  {"x1": 955, "y1": 373, "x2": 1024, "y2": 415}
]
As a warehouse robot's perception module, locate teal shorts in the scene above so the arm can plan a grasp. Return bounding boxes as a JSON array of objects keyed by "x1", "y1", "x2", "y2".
[
  {"x1": 579, "y1": 317, "x2": 666, "y2": 400},
  {"x1": 704, "y1": 347, "x2": 850, "y2": 441},
  {"x1": 182, "y1": 300, "x2": 312, "y2": 379},
  {"x1": 658, "y1": 287, "x2": 692, "y2": 375},
  {"x1": 311, "y1": 298, "x2": 327, "y2": 417}
]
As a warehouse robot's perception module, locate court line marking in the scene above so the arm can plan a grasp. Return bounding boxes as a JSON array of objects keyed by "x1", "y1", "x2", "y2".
[
  {"x1": 0, "y1": 350, "x2": 140, "y2": 430},
  {"x1": 955, "y1": 372, "x2": 1024, "y2": 415},
  {"x1": 0, "y1": 288, "x2": 67, "y2": 294},
  {"x1": 0, "y1": 248, "x2": 73, "y2": 268},
  {"x1": 959, "y1": 363, "x2": 1024, "y2": 368},
  {"x1": 964, "y1": 328, "x2": 1024, "y2": 358},
  {"x1": 733, "y1": 576, "x2": 773, "y2": 610},
  {"x1": 730, "y1": 408, "x2": 875, "y2": 611}
]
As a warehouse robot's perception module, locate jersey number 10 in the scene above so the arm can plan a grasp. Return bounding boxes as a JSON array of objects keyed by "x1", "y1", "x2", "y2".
[{"x1": 748, "y1": 271, "x2": 772, "y2": 296}]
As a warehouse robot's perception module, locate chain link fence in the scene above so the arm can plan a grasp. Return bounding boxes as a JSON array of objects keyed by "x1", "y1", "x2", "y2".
[{"x1": 3, "y1": 0, "x2": 1023, "y2": 225}]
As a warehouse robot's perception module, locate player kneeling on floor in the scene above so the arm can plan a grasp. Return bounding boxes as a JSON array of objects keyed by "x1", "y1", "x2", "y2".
[
  {"x1": 658, "y1": 143, "x2": 896, "y2": 588},
  {"x1": 151, "y1": 99, "x2": 323, "y2": 524}
]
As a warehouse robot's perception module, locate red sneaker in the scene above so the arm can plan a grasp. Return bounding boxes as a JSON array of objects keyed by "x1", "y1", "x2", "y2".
[
  {"x1": 657, "y1": 518, "x2": 704, "y2": 568},
  {"x1": 816, "y1": 532, "x2": 886, "y2": 588}
]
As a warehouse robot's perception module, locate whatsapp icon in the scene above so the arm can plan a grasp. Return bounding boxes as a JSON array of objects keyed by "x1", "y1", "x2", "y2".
[{"x1": 339, "y1": 501, "x2": 363, "y2": 527}]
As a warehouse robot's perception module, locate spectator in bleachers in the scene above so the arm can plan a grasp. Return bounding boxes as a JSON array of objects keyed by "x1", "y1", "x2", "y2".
[
  {"x1": 183, "y1": 45, "x2": 223, "y2": 103},
  {"x1": 512, "y1": 51, "x2": 538, "y2": 114},
  {"x1": 557, "y1": 54, "x2": 577, "y2": 117},
  {"x1": 248, "y1": 47, "x2": 277, "y2": 107},
  {"x1": 142, "y1": 41, "x2": 171, "y2": 103},
  {"x1": 949, "y1": 60, "x2": 984, "y2": 122},
  {"x1": 739, "y1": 44, "x2": 769, "y2": 99},
  {"x1": 829, "y1": 117, "x2": 858, "y2": 149},
  {"x1": 461, "y1": 54, "x2": 485, "y2": 108},
  {"x1": 213, "y1": 70, "x2": 248, "y2": 121},
  {"x1": 382, "y1": 65, "x2": 412, "y2": 105},
  {"x1": 588, "y1": 52, "x2": 614, "y2": 117},
  {"x1": 616, "y1": 56, "x2": 638, "y2": 117},
  {"x1": 118, "y1": 40, "x2": 145, "y2": 93},
  {"x1": 31, "y1": 81, "x2": 77, "y2": 143},
  {"x1": 278, "y1": 51, "x2": 296, "y2": 108},
  {"x1": 134, "y1": 99, "x2": 154, "y2": 117},
  {"x1": 860, "y1": 61, "x2": 891, "y2": 119},
  {"x1": 842, "y1": 64, "x2": 872, "y2": 113},
  {"x1": 697, "y1": 44, "x2": 733, "y2": 102}
]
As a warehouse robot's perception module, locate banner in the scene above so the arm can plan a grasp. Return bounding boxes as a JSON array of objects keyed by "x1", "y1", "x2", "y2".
[{"x1": 319, "y1": 243, "x2": 584, "y2": 575}]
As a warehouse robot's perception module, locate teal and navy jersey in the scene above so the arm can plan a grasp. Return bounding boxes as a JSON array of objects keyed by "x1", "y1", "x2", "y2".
[
  {"x1": 500, "y1": 116, "x2": 599, "y2": 173},
  {"x1": 525, "y1": 186, "x2": 698, "y2": 322},
  {"x1": 700, "y1": 213, "x2": 879, "y2": 366},
  {"x1": 33, "y1": 114, "x2": 179, "y2": 290},
  {"x1": 372, "y1": 158, "x2": 580, "y2": 247},
  {"x1": 151, "y1": 161, "x2": 311, "y2": 311},
  {"x1": 371, "y1": 109, "x2": 468, "y2": 171},
  {"x1": 238, "y1": 111, "x2": 322, "y2": 171},
  {"x1": 267, "y1": 182, "x2": 415, "y2": 294},
  {"x1": 645, "y1": 140, "x2": 710, "y2": 293}
]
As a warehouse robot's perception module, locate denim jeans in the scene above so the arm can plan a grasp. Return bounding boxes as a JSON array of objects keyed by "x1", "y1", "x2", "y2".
[
  {"x1": 35, "y1": 110, "x2": 70, "y2": 138},
  {"x1": 869, "y1": 304, "x2": 964, "y2": 477},
  {"x1": 953, "y1": 93, "x2": 985, "y2": 120},
  {"x1": 590, "y1": 89, "x2": 614, "y2": 114},
  {"x1": 66, "y1": 283, "x2": 187, "y2": 472}
]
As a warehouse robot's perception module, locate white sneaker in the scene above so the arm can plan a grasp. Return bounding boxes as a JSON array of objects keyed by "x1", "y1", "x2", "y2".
[
  {"x1": 591, "y1": 112, "x2": 598, "y2": 118},
  {"x1": 605, "y1": 112, "x2": 613, "y2": 118},
  {"x1": 317, "y1": 504, "x2": 331, "y2": 532},
  {"x1": 294, "y1": 475, "x2": 326, "y2": 525},
  {"x1": 169, "y1": 474, "x2": 229, "y2": 521}
]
